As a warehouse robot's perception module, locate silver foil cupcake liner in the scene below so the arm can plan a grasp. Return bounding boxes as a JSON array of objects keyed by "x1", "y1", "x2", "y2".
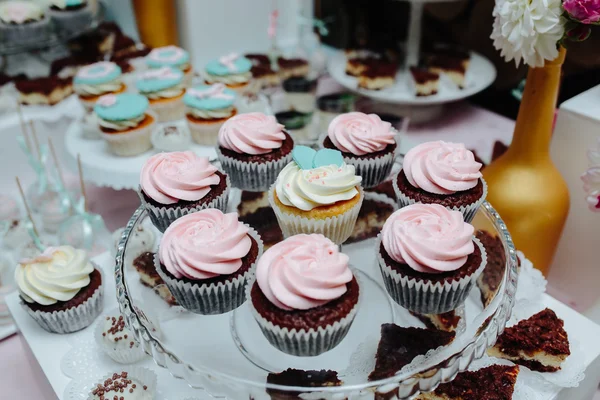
[
  {"x1": 49, "y1": 4, "x2": 94, "y2": 35},
  {"x1": 138, "y1": 174, "x2": 230, "y2": 233},
  {"x1": 0, "y1": 18, "x2": 52, "y2": 44},
  {"x1": 216, "y1": 147, "x2": 292, "y2": 192},
  {"x1": 376, "y1": 235, "x2": 487, "y2": 314},
  {"x1": 86, "y1": 367, "x2": 157, "y2": 400},
  {"x1": 154, "y1": 226, "x2": 263, "y2": 315},
  {"x1": 21, "y1": 267, "x2": 104, "y2": 334},
  {"x1": 392, "y1": 174, "x2": 488, "y2": 223},
  {"x1": 268, "y1": 185, "x2": 364, "y2": 245},
  {"x1": 246, "y1": 277, "x2": 360, "y2": 357}
]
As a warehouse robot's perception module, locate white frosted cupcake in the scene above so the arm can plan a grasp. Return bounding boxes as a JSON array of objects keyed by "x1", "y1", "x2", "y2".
[
  {"x1": 155, "y1": 209, "x2": 263, "y2": 315},
  {"x1": 15, "y1": 246, "x2": 104, "y2": 334},
  {"x1": 74, "y1": 61, "x2": 126, "y2": 112},
  {"x1": 136, "y1": 67, "x2": 185, "y2": 122},
  {"x1": 184, "y1": 84, "x2": 237, "y2": 146},
  {"x1": 95, "y1": 93, "x2": 156, "y2": 156},
  {"x1": 269, "y1": 146, "x2": 364, "y2": 245},
  {"x1": 377, "y1": 204, "x2": 487, "y2": 314},
  {"x1": 322, "y1": 112, "x2": 398, "y2": 188},
  {"x1": 204, "y1": 53, "x2": 254, "y2": 94},
  {"x1": 146, "y1": 46, "x2": 193, "y2": 87},
  {"x1": 138, "y1": 151, "x2": 230, "y2": 232},
  {"x1": 248, "y1": 234, "x2": 360, "y2": 356}
]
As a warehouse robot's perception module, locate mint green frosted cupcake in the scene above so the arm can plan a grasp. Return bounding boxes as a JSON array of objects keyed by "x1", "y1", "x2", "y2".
[
  {"x1": 146, "y1": 46, "x2": 193, "y2": 87},
  {"x1": 136, "y1": 67, "x2": 185, "y2": 122},
  {"x1": 184, "y1": 84, "x2": 237, "y2": 146},
  {"x1": 204, "y1": 53, "x2": 254, "y2": 94}
]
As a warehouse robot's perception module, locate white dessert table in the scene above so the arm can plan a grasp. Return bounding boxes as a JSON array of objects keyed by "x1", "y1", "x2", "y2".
[{"x1": 6, "y1": 251, "x2": 600, "y2": 400}]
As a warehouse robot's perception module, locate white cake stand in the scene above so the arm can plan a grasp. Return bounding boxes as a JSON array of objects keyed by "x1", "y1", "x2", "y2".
[{"x1": 64, "y1": 120, "x2": 217, "y2": 191}]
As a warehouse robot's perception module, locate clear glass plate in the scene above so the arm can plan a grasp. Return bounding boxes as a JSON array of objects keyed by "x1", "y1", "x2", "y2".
[{"x1": 115, "y1": 202, "x2": 518, "y2": 399}]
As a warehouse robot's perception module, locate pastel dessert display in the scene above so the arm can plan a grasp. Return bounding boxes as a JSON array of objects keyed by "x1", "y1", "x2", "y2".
[
  {"x1": 74, "y1": 61, "x2": 126, "y2": 111},
  {"x1": 138, "y1": 151, "x2": 230, "y2": 232},
  {"x1": 204, "y1": 53, "x2": 254, "y2": 94},
  {"x1": 216, "y1": 112, "x2": 294, "y2": 192},
  {"x1": 155, "y1": 209, "x2": 263, "y2": 314},
  {"x1": 16, "y1": 76, "x2": 74, "y2": 106},
  {"x1": 146, "y1": 45, "x2": 193, "y2": 87},
  {"x1": 394, "y1": 141, "x2": 487, "y2": 222},
  {"x1": 415, "y1": 365, "x2": 519, "y2": 400},
  {"x1": 15, "y1": 245, "x2": 104, "y2": 334},
  {"x1": 248, "y1": 234, "x2": 359, "y2": 356},
  {"x1": 48, "y1": 0, "x2": 94, "y2": 36},
  {"x1": 0, "y1": 1, "x2": 51, "y2": 44},
  {"x1": 94, "y1": 93, "x2": 156, "y2": 157},
  {"x1": 136, "y1": 67, "x2": 185, "y2": 122},
  {"x1": 487, "y1": 308, "x2": 570, "y2": 372},
  {"x1": 184, "y1": 83, "x2": 237, "y2": 146},
  {"x1": 94, "y1": 313, "x2": 147, "y2": 364},
  {"x1": 269, "y1": 146, "x2": 364, "y2": 245},
  {"x1": 377, "y1": 204, "x2": 487, "y2": 314},
  {"x1": 88, "y1": 368, "x2": 156, "y2": 400},
  {"x1": 323, "y1": 112, "x2": 398, "y2": 188}
]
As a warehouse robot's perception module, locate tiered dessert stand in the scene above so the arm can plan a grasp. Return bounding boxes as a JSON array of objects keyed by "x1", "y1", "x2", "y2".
[{"x1": 114, "y1": 200, "x2": 518, "y2": 399}]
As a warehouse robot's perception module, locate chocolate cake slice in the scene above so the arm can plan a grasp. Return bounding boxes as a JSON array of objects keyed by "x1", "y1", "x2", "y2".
[
  {"x1": 132, "y1": 252, "x2": 177, "y2": 306},
  {"x1": 346, "y1": 192, "x2": 396, "y2": 244},
  {"x1": 266, "y1": 369, "x2": 342, "y2": 400},
  {"x1": 237, "y1": 191, "x2": 283, "y2": 249},
  {"x1": 410, "y1": 67, "x2": 439, "y2": 97},
  {"x1": 476, "y1": 230, "x2": 506, "y2": 308},
  {"x1": 426, "y1": 55, "x2": 467, "y2": 89},
  {"x1": 487, "y1": 308, "x2": 570, "y2": 372},
  {"x1": 277, "y1": 57, "x2": 309, "y2": 80},
  {"x1": 358, "y1": 61, "x2": 397, "y2": 90},
  {"x1": 410, "y1": 310, "x2": 461, "y2": 332},
  {"x1": 16, "y1": 76, "x2": 73, "y2": 105},
  {"x1": 369, "y1": 324, "x2": 455, "y2": 381},
  {"x1": 416, "y1": 364, "x2": 519, "y2": 400}
]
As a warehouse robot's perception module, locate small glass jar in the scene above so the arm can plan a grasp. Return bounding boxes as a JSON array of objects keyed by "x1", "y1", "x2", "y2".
[
  {"x1": 282, "y1": 77, "x2": 318, "y2": 114},
  {"x1": 275, "y1": 110, "x2": 317, "y2": 147},
  {"x1": 316, "y1": 92, "x2": 356, "y2": 133}
]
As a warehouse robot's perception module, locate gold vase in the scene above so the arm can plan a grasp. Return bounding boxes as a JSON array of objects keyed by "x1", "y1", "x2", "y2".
[
  {"x1": 482, "y1": 47, "x2": 569, "y2": 275},
  {"x1": 132, "y1": 0, "x2": 178, "y2": 47}
]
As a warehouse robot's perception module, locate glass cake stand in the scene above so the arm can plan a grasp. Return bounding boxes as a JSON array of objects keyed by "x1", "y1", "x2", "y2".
[{"x1": 114, "y1": 202, "x2": 518, "y2": 399}]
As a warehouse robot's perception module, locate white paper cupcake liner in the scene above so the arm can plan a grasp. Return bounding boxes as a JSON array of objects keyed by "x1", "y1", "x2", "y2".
[
  {"x1": 318, "y1": 133, "x2": 398, "y2": 189},
  {"x1": 138, "y1": 174, "x2": 230, "y2": 233},
  {"x1": 21, "y1": 267, "x2": 104, "y2": 334},
  {"x1": 216, "y1": 147, "x2": 292, "y2": 192},
  {"x1": 268, "y1": 185, "x2": 364, "y2": 245},
  {"x1": 100, "y1": 112, "x2": 156, "y2": 157},
  {"x1": 376, "y1": 236, "x2": 487, "y2": 314},
  {"x1": 246, "y1": 277, "x2": 361, "y2": 357},
  {"x1": 86, "y1": 366, "x2": 157, "y2": 400},
  {"x1": 49, "y1": 4, "x2": 94, "y2": 35},
  {"x1": 93, "y1": 314, "x2": 146, "y2": 364},
  {"x1": 148, "y1": 96, "x2": 185, "y2": 122},
  {"x1": 186, "y1": 116, "x2": 226, "y2": 146},
  {"x1": 0, "y1": 18, "x2": 52, "y2": 44},
  {"x1": 392, "y1": 174, "x2": 488, "y2": 223},
  {"x1": 154, "y1": 226, "x2": 263, "y2": 314}
]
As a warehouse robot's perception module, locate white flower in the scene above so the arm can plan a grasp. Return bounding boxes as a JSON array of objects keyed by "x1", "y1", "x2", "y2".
[{"x1": 491, "y1": 0, "x2": 565, "y2": 67}]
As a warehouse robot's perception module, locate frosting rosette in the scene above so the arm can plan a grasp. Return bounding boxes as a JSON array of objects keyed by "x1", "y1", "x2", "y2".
[
  {"x1": 15, "y1": 246, "x2": 94, "y2": 305},
  {"x1": 403, "y1": 141, "x2": 482, "y2": 195},
  {"x1": 256, "y1": 234, "x2": 352, "y2": 310},
  {"x1": 140, "y1": 151, "x2": 220, "y2": 205},
  {"x1": 159, "y1": 209, "x2": 252, "y2": 280},
  {"x1": 328, "y1": 112, "x2": 395, "y2": 156},
  {"x1": 381, "y1": 204, "x2": 474, "y2": 274},
  {"x1": 275, "y1": 162, "x2": 362, "y2": 211},
  {"x1": 218, "y1": 112, "x2": 285, "y2": 155}
]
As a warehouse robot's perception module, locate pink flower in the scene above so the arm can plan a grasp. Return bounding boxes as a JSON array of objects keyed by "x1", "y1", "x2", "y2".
[{"x1": 563, "y1": 0, "x2": 600, "y2": 25}]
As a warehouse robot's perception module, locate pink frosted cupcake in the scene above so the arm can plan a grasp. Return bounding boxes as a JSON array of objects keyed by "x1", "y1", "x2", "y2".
[
  {"x1": 155, "y1": 209, "x2": 263, "y2": 314},
  {"x1": 322, "y1": 112, "x2": 397, "y2": 188},
  {"x1": 138, "y1": 151, "x2": 230, "y2": 232},
  {"x1": 216, "y1": 112, "x2": 294, "y2": 191},
  {"x1": 377, "y1": 204, "x2": 486, "y2": 314},
  {"x1": 248, "y1": 234, "x2": 360, "y2": 356},
  {"x1": 393, "y1": 141, "x2": 486, "y2": 222}
]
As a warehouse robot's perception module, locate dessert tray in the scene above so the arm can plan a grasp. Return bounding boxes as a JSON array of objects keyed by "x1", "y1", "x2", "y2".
[
  {"x1": 327, "y1": 50, "x2": 496, "y2": 106},
  {"x1": 114, "y1": 199, "x2": 519, "y2": 399}
]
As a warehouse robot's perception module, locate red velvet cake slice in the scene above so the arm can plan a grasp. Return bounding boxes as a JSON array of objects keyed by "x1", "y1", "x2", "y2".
[
  {"x1": 487, "y1": 308, "x2": 570, "y2": 372},
  {"x1": 266, "y1": 369, "x2": 342, "y2": 400},
  {"x1": 476, "y1": 230, "x2": 505, "y2": 308},
  {"x1": 358, "y1": 61, "x2": 397, "y2": 90},
  {"x1": 15, "y1": 76, "x2": 73, "y2": 105},
  {"x1": 410, "y1": 67, "x2": 439, "y2": 96},
  {"x1": 416, "y1": 364, "x2": 519, "y2": 399},
  {"x1": 410, "y1": 310, "x2": 461, "y2": 332}
]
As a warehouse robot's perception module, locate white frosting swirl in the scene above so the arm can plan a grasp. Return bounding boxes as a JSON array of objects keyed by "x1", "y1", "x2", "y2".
[
  {"x1": 275, "y1": 162, "x2": 362, "y2": 211},
  {"x1": 187, "y1": 106, "x2": 235, "y2": 120},
  {"x1": 74, "y1": 78, "x2": 123, "y2": 97},
  {"x1": 205, "y1": 72, "x2": 251, "y2": 85},
  {"x1": 143, "y1": 86, "x2": 184, "y2": 100},
  {"x1": 99, "y1": 114, "x2": 145, "y2": 131},
  {"x1": 15, "y1": 246, "x2": 94, "y2": 306}
]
